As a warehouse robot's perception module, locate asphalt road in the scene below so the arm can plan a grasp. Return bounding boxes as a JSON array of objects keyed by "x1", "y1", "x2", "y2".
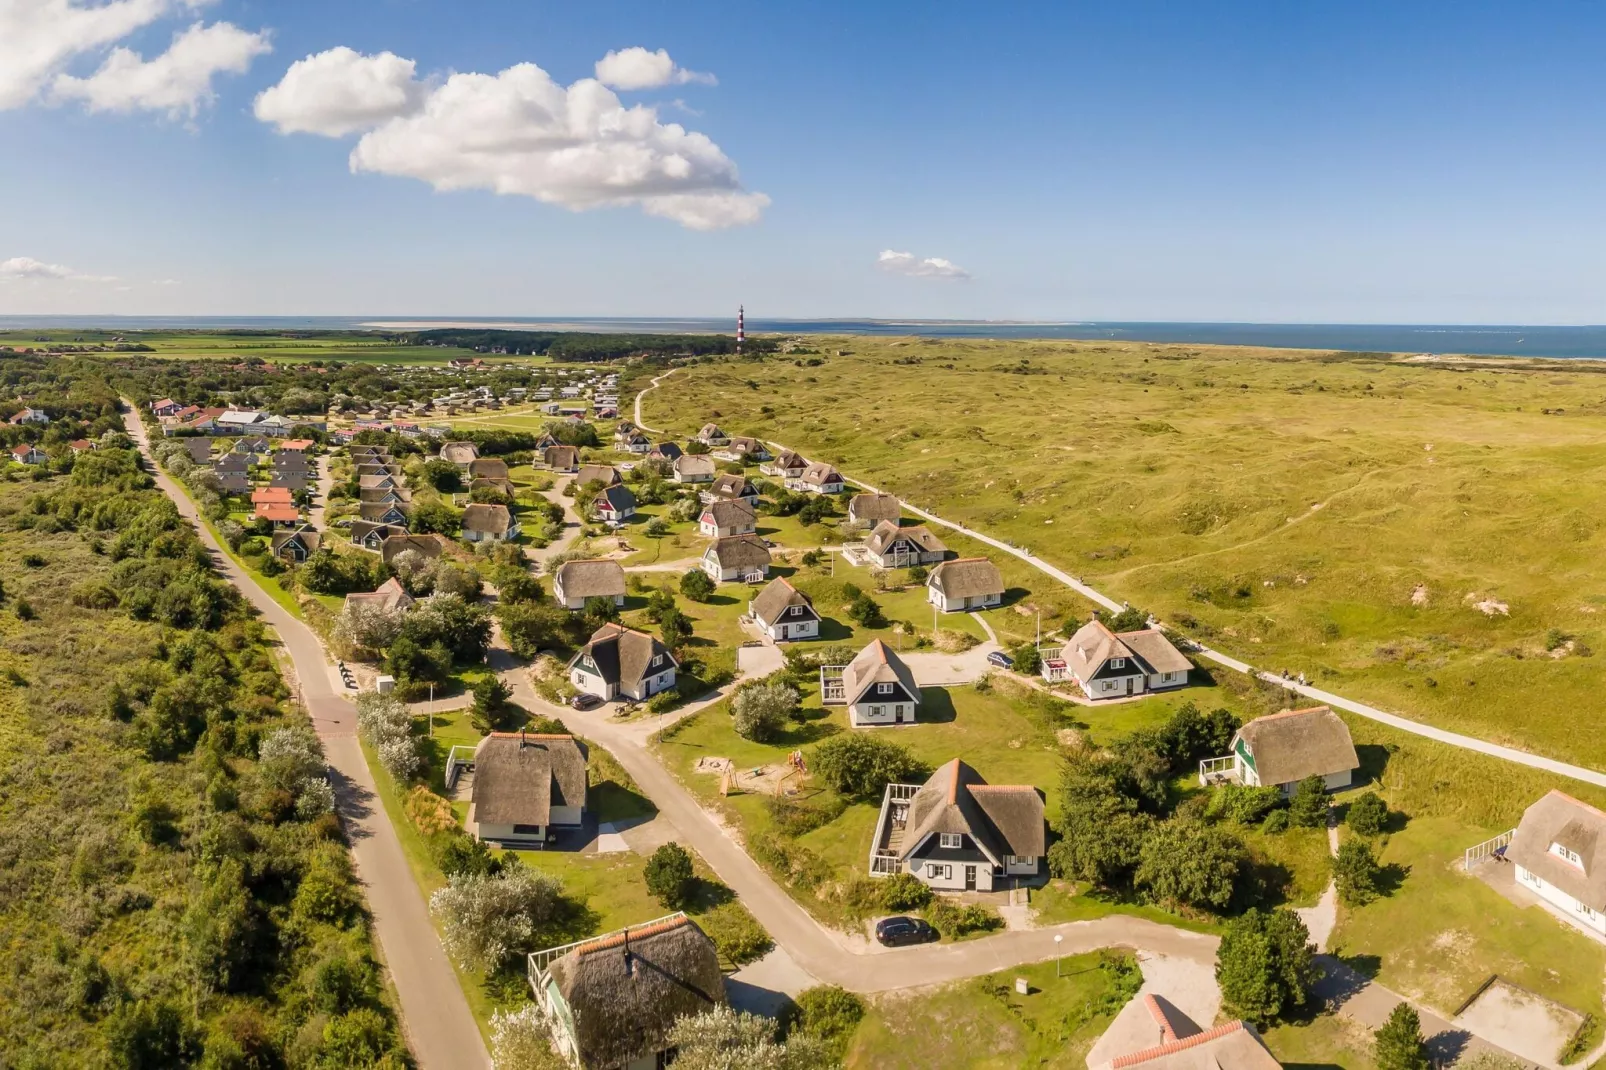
[{"x1": 122, "y1": 408, "x2": 492, "y2": 1070}]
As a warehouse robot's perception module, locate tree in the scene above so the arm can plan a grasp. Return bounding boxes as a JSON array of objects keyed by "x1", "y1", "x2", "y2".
[
  {"x1": 644, "y1": 516, "x2": 669, "y2": 538},
  {"x1": 497, "y1": 570, "x2": 542, "y2": 604},
  {"x1": 429, "y1": 868, "x2": 565, "y2": 972},
  {"x1": 1333, "y1": 838, "x2": 1383, "y2": 906},
  {"x1": 410, "y1": 498, "x2": 461, "y2": 536},
  {"x1": 1288, "y1": 775, "x2": 1329, "y2": 828},
  {"x1": 418, "y1": 460, "x2": 463, "y2": 493},
  {"x1": 335, "y1": 599, "x2": 406, "y2": 656},
  {"x1": 386, "y1": 634, "x2": 452, "y2": 690},
  {"x1": 355, "y1": 691, "x2": 421, "y2": 781},
  {"x1": 1048, "y1": 808, "x2": 1151, "y2": 888},
  {"x1": 1346, "y1": 792, "x2": 1389, "y2": 837},
  {"x1": 846, "y1": 592, "x2": 885, "y2": 628},
  {"x1": 792, "y1": 985, "x2": 865, "y2": 1058},
  {"x1": 471, "y1": 677, "x2": 520, "y2": 733},
  {"x1": 665, "y1": 1005, "x2": 832, "y2": 1070},
  {"x1": 680, "y1": 568, "x2": 715, "y2": 602},
  {"x1": 1373, "y1": 1002, "x2": 1430, "y2": 1070},
  {"x1": 496, "y1": 600, "x2": 568, "y2": 659},
  {"x1": 490, "y1": 1003, "x2": 567, "y2": 1070},
  {"x1": 402, "y1": 592, "x2": 492, "y2": 662},
  {"x1": 809, "y1": 734, "x2": 923, "y2": 796},
  {"x1": 644, "y1": 842, "x2": 695, "y2": 908},
  {"x1": 660, "y1": 605, "x2": 693, "y2": 647},
  {"x1": 1106, "y1": 605, "x2": 1149, "y2": 632},
  {"x1": 644, "y1": 586, "x2": 676, "y2": 622},
  {"x1": 1215, "y1": 908, "x2": 1316, "y2": 1024},
  {"x1": 104, "y1": 999, "x2": 201, "y2": 1070},
  {"x1": 1009, "y1": 643, "x2": 1041, "y2": 675},
  {"x1": 1134, "y1": 820, "x2": 1246, "y2": 911},
  {"x1": 732, "y1": 682, "x2": 798, "y2": 742},
  {"x1": 797, "y1": 496, "x2": 833, "y2": 526}
]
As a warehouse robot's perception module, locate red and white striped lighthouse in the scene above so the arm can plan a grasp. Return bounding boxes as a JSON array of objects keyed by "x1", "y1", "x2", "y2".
[{"x1": 736, "y1": 305, "x2": 745, "y2": 351}]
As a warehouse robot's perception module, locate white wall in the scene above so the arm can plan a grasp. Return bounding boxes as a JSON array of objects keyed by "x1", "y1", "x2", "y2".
[
  {"x1": 571, "y1": 668, "x2": 616, "y2": 699},
  {"x1": 910, "y1": 859, "x2": 994, "y2": 891},
  {"x1": 1518, "y1": 866, "x2": 1606, "y2": 934},
  {"x1": 768, "y1": 618, "x2": 819, "y2": 641},
  {"x1": 851, "y1": 701, "x2": 914, "y2": 727}
]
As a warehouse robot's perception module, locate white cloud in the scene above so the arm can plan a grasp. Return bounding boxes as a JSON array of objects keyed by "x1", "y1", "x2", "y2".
[
  {"x1": 0, "y1": 0, "x2": 219, "y2": 111},
  {"x1": 53, "y1": 20, "x2": 270, "y2": 118},
  {"x1": 254, "y1": 46, "x2": 425, "y2": 136},
  {"x1": 0, "y1": 257, "x2": 115, "y2": 282},
  {"x1": 261, "y1": 50, "x2": 766, "y2": 230},
  {"x1": 877, "y1": 249, "x2": 971, "y2": 280},
  {"x1": 594, "y1": 47, "x2": 715, "y2": 90}
]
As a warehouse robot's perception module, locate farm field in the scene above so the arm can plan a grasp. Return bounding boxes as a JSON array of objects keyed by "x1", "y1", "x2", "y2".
[{"x1": 642, "y1": 337, "x2": 1606, "y2": 771}]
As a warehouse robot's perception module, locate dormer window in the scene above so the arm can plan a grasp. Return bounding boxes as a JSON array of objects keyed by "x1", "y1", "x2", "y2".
[
  {"x1": 877, "y1": 682, "x2": 894, "y2": 695},
  {"x1": 1111, "y1": 658, "x2": 1126, "y2": 669},
  {"x1": 651, "y1": 655, "x2": 663, "y2": 668},
  {"x1": 939, "y1": 833, "x2": 962, "y2": 849},
  {"x1": 1551, "y1": 842, "x2": 1585, "y2": 869}
]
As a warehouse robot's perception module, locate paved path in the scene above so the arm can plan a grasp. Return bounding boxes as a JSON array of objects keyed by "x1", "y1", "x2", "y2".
[
  {"x1": 123, "y1": 406, "x2": 491, "y2": 1070},
  {"x1": 308, "y1": 453, "x2": 335, "y2": 532}
]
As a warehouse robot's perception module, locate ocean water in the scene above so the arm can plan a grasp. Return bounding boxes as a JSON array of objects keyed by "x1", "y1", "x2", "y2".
[{"x1": 3, "y1": 315, "x2": 1606, "y2": 360}]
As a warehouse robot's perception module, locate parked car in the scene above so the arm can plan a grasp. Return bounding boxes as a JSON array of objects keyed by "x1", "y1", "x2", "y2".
[
  {"x1": 569, "y1": 694, "x2": 603, "y2": 711},
  {"x1": 874, "y1": 916, "x2": 937, "y2": 947},
  {"x1": 986, "y1": 650, "x2": 1014, "y2": 669}
]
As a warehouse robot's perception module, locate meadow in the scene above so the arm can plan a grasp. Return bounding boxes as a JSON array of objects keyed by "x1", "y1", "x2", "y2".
[
  {"x1": 1, "y1": 327, "x2": 485, "y2": 364},
  {"x1": 640, "y1": 338, "x2": 1606, "y2": 771}
]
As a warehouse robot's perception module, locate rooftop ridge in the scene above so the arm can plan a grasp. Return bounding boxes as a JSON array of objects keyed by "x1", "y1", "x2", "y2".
[
  {"x1": 487, "y1": 732, "x2": 575, "y2": 741},
  {"x1": 1142, "y1": 993, "x2": 1176, "y2": 1043},
  {"x1": 1545, "y1": 788, "x2": 1606, "y2": 821},
  {"x1": 1109, "y1": 1020, "x2": 1248, "y2": 1068},
  {"x1": 967, "y1": 784, "x2": 1037, "y2": 793},
  {"x1": 571, "y1": 914, "x2": 694, "y2": 958},
  {"x1": 1256, "y1": 705, "x2": 1334, "y2": 723}
]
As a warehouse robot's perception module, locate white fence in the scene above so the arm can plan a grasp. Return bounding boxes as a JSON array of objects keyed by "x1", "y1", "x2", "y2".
[
  {"x1": 819, "y1": 665, "x2": 847, "y2": 705},
  {"x1": 866, "y1": 783, "x2": 921, "y2": 878},
  {"x1": 1464, "y1": 829, "x2": 1516, "y2": 872},
  {"x1": 444, "y1": 745, "x2": 478, "y2": 791},
  {"x1": 1197, "y1": 756, "x2": 1237, "y2": 786}
]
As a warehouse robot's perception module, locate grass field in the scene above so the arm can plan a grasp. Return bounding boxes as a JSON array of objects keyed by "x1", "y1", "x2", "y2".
[
  {"x1": 641, "y1": 338, "x2": 1606, "y2": 770},
  {"x1": 1, "y1": 328, "x2": 488, "y2": 364}
]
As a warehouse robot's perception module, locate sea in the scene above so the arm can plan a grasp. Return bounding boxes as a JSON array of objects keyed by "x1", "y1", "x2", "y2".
[{"x1": 4, "y1": 315, "x2": 1606, "y2": 360}]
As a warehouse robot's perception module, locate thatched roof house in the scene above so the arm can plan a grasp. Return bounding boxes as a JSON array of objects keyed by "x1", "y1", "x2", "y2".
[
  {"x1": 874, "y1": 758, "x2": 1045, "y2": 890},
  {"x1": 848, "y1": 492, "x2": 901, "y2": 526},
  {"x1": 537, "y1": 914, "x2": 725, "y2": 1070},
  {"x1": 926, "y1": 557, "x2": 1004, "y2": 612},
  {"x1": 1228, "y1": 706, "x2": 1359, "y2": 793},
  {"x1": 467, "y1": 733, "x2": 587, "y2": 846}
]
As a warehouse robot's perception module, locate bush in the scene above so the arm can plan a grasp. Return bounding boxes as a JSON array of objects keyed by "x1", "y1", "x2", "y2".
[
  {"x1": 846, "y1": 592, "x2": 885, "y2": 628},
  {"x1": 355, "y1": 692, "x2": 420, "y2": 782},
  {"x1": 471, "y1": 676, "x2": 519, "y2": 733},
  {"x1": 429, "y1": 868, "x2": 565, "y2": 972},
  {"x1": 1134, "y1": 820, "x2": 1246, "y2": 911},
  {"x1": 644, "y1": 842, "x2": 695, "y2": 909},
  {"x1": 1288, "y1": 776, "x2": 1329, "y2": 828},
  {"x1": 924, "y1": 899, "x2": 1003, "y2": 940},
  {"x1": 1010, "y1": 643, "x2": 1041, "y2": 675},
  {"x1": 792, "y1": 985, "x2": 865, "y2": 1055},
  {"x1": 1205, "y1": 784, "x2": 1286, "y2": 825},
  {"x1": 1346, "y1": 792, "x2": 1389, "y2": 837},
  {"x1": 877, "y1": 871, "x2": 933, "y2": 912},
  {"x1": 699, "y1": 901, "x2": 773, "y2": 966},
  {"x1": 731, "y1": 681, "x2": 797, "y2": 743},
  {"x1": 1262, "y1": 809, "x2": 1291, "y2": 833},
  {"x1": 766, "y1": 793, "x2": 844, "y2": 837},
  {"x1": 809, "y1": 734, "x2": 924, "y2": 797},
  {"x1": 1106, "y1": 606, "x2": 1148, "y2": 632},
  {"x1": 1216, "y1": 908, "x2": 1315, "y2": 1025},
  {"x1": 490, "y1": 1003, "x2": 567, "y2": 1070},
  {"x1": 680, "y1": 568, "x2": 715, "y2": 602},
  {"x1": 1333, "y1": 839, "x2": 1383, "y2": 906},
  {"x1": 104, "y1": 998, "x2": 201, "y2": 1070}
]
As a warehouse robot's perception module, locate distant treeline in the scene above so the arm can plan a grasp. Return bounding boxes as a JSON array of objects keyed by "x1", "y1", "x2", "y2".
[{"x1": 407, "y1": 329, "x2": 774, "y2": 360}]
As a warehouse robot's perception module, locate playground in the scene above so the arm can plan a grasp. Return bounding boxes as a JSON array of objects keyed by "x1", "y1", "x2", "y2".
[{"x1": 694, "y1": 751, "x2": 808, "y2": 796}]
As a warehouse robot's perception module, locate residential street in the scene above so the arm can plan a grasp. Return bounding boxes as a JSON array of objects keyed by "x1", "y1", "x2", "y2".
[{"x1": 122, "y1": 407, "x2": 492, "y2": 1070}]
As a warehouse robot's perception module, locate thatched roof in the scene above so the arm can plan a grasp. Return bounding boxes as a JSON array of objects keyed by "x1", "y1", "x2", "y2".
[
  {"x1": 343, "y1": 577, "x2": 413, "y2": 614},
  {"x1": 866, "y1": 521, "x2": 945, "y2": 557},
  {"x1": 576, "y1": 463, "x2": 621, "y2": 487},
  {"x1": 1062, "y1": 620, "x2": 1188, "y2": 679},
  {"x1": 902, "y1": 759, "x2": 1045, "y2": 864},
  {"x1": 381, "y1": 533, "x2": 448, "y2": 565},
  {"x1": 463, "y1": 502, "x2": 514, "y2": 535},
  {"x1": 359, "y1": 501, "x2": 407, "y2": 522},
  {"x1": 1508, "y1": 790, "x2": 1606, "y2": 911},
  {"x1": 772, "y1": 449, "x2": 806, "y2": 473},
  {"x1": 469, "y1": 457, "x2": 510, "y2": 481},
  {"x1": 571, "y1": 624, "x2": 677, "y2": 687},
  {"x1": 439, "y1": 441, "x2": 479, "y2": 465},
  {"x1": 707, "y1": 474, "x2": 754, "y2": 500},
  {"x1": 1121, "y1": 630, "x2": 1190, "y2": 674},
  {"x1": 471, "y1": 733, "x2": 587, "y2": 826},
  {"x1": 1234, "y1": 706, "x2": 1359, "y2": 786},
  {"x1": 545, "y1": 445, "x2": 579, "y2": 468},
  {"x1": 928, "y1": 557, "x2": 1003, "y2": 599},
  {"x1": 703, "y1": 535, "x2": 770, "y2": 571},
  {"x1": 848, "y1": 492, "x2": 901, "y2": 525},
  {"x1": 749, "y1": 577, "x2": 817, "y2": 627},
  {"x1": 674, "y1": 454, "x2": 716, "y2": 479},
  {"x1": 799, "y1": 461, "x2": 841, "y2": 487},
  {"x1": 359, "y1": 473, "x2": 397, "y2": 489},
  {"x1": 701, "y1": 498, "x2": 755, "y2": 529},
  {"x1": 548, "y1": 915, "x2": 725, "y2": 1070},
  {"x1": 842, "y1": 639, "x2": 919, "y2": 707},
  {"x1": 555, "y1": 559, "x2": 626, "y2": 600}
]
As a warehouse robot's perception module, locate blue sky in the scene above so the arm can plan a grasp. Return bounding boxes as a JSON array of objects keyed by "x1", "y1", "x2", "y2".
[{"x1": 3, "y1": 1, "x2": 1606, "y2": 322}]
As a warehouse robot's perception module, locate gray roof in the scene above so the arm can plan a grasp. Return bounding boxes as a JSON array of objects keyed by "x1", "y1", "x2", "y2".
[
  {"x1": 703, "y1": 534, "x2": 770, "y2": 570},
  {"x1": 674, "y1": 454, "x2": 716, "y2": 479},
  {"x1": 270, "y1": 527, "x2": 321, "y2": 555},
  {"x1": 1097, "y1": 1020, "x2": 1278, "y2": 1070},
  {"x1": 556, "y1": 559, "x2": 626, "y2": 599},
  {"x1": 841, "y1": 639, "x2": 919, "y2": 706},
  {"x1": 650, "y1": 442, "x2": 682, "y2": 461},
  {"x1": 597, "y1": 484, "x2": 637, "y2": 514},
  {"x1": 217, "y1": 472, "x2": 250, "y2": 494},
  {"x1": 849, "y1": 492, "x2": 901, "y2": 524},
  {"x1": 576, "y1": 463, "x2": 621, "y2": 487},
  {"x1": 183, "y1": 438, "x2": 213, "y2": 462},
  {"x1": 547, "y1": 915, "x2": 724, "y2": 1070},
  {"x1": 772, "y1": 449, "x2": 806, "y2": 472},
  {"x1": 1507, "y1": 791, "x2": 1606, "y2": 912},
  {"x1": 901, "y1": 759, "x2": 1045, "y2": 864},
  {"x1": 471, "y1": 733, "x2": 587, "y2": 827},
  {"x1": 701, "y1": 498, "x2": 755, "y2": 529},
  {"x1": 1234, "y1": 706, "x2": 1359, "y2": 787},
  {"x1": 928, "y1": 557, "x2": 1003, "y2": 599},
  {"x1": 749, "y1": 577, "x2": 817, "y2": 627},
  {"x1": 571, "y1": 624, "x2": 677, "y2": 687},
  {"x1": 462, "y1": 502, "x2": 514, "y2": 535},
  {"x1": 469, "y1": 457, "x2": 510, "y2": 480}
]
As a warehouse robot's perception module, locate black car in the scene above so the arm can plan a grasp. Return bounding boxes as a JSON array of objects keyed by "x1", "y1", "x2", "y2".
[
  {"x1": 874, "y1": 916, "x2": 937, "y2": 947},
  {"x1": 569, "y1": 693, "x2": 603, "y2": 711},
  {"x1": 986, "y1": 650, "x2": 1015, "y2": 669}
]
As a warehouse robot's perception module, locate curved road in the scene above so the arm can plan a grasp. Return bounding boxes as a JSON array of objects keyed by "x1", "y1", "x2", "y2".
[
  {"x1": 634, "y1": 371, "x2": 1606, "y2": 790},
  {"x1": 123, "y1": 408, "x2": 491, "y2": 1070}
]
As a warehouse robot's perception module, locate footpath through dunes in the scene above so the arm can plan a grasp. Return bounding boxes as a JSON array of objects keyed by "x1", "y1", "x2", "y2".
[{"x1": 120, "y1": 404, "x2": 492, "y2": 1070}]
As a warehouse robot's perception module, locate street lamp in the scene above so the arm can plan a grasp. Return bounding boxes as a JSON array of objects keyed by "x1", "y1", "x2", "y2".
[{"x1": 1054, "y1": 934, "x2": 1063, "y2": 978}]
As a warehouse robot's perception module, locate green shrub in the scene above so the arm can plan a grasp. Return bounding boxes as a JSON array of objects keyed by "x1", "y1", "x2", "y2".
[
  {"x1": 1262, "y1": 809, "x2": 1291, "y2": 833},
  {"x1": 644, "y1": 842, "x2": 695, "y2": 908},
  {"x1": 766, "y1": 794, "x2": 844, "y2": 838},
  {"x1": 792, "y1": 985, "x2": 865, "y2": 1055},
  {"x1": 1333, "y1": 839, "x2": 1382, "y2": 907},
  {"x1": 1205, "y1": 784, "x2": 1285, "y2": 825},
  {"x1": 925, "y1": 899, "x2": 1003, "y2": 940},
  {"x1": 698, "y1": 902, "x2": 773, "y2": 966},
  {"x1": 1288, "y1": 776, "x2": 1329, "y2": 828},
  {"x1": 877, "y1": 871, "x2": 933, "y2": 912},
  {"x1": 1346, "y1": 792, "x2": 1389, "y2": 837},
  {"x1": 809, "y1": 734, "x2": 924, "y2": 797}
]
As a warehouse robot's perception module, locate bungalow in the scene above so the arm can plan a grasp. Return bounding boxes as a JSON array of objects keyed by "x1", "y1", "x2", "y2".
[
  {"x1": 672, "y1": 454, "x2": 717, "y2": 484},
  {"x1": 380, "y1": 533, "x2": 449, "y2": 567},
  {"x1": 68, "y1": 439, "x2": 96, "y2": 454},
  {"x1": 593, "y1": 483, "x2": 637, "y2": 524},
  {"x1": 343, "y1": 578, "x2": 415, "y2": 615},
  {"x1": 359, "y1": 501, "x2": 409, "y2": 526},
  {"x1": 269, "y1": 525, "x2": 321, "y2": 563},
  {"x1": 699, "y1": 498, "x2": 757, "y2": 539},
  {"x1": 648, "y1": 442, "x2": 683, "y2": 463},
  {"x1": 8, "y1": 444, "x2": 45, "y2": 465},
  {"x1": 575, "y1": 463, "x2": 621, "y2": 488},
  {"x1": 1045, "y1": 620, "x2": 1191, "y2": 699},
  {"x1": 553, "y1": 559, "x2": 627, "y2": 610},
  {"x1": 349, "y1": 521, "x2": 407, "y2": 550},
  {"x1": 723, "y1": 436, "x2": 770, "y2": 463},
  {"x1": 927, "y1": 557, "x2": 1005, "y2": 612},
  {"x1": 214, "y1": 452, "x2": 250, "y2": 475},
  {"x1": 748, "y1": 577, "x2": 820, "y2": 642},
  {"x1": 1200, "y1": 706, "x2": 1359, "y2": 795},
  {"x1": 701, "y1": 535, "x2": 771, "y2": 583},
  {"x1": 236, "y1": 436, "x2": 272, "y2": 455},
  {"x1": 697, "y1": 423, "x2": 729, "y2": 446},
  {"x1": 1507, "y1": 791, "x2": 1606, "y2": 938},
  {"x1": 468, "y1": 457, "x2": 511, "y2": 484},
  {"x1": 175, "y1": 408, "x2": 227, "y2": 434},
  {"x1": 277, "y1": 439, "x2": 314, "y2": 453},
  {"x1": 350, "y1": 444, "x2": 390, "y2": 461},
  {"x1": 356, "y1": 462, "x2": 400, "y2": 479},
  {"x1": 620, "y1": 430, "x2": 651, "y2": 454},
  {"x1": 762, "y1": 449, "x2": 807, "y2": 481},
  {"x1": 795, "y1": 461, "x2": 845, "y2": 495},
  {"x1": 150, "y1": 398, "x2": 181, "y2": 417},
  {"x1": 462, "y1": 502, "x2": 520, "y2": 543},
  {"x1": 272, "y1": 453, "x2": 310, "y2": 472},
  {"x1": 848, "y1": 492, "x2": 901, "y2": 527},
  {"x1": 530, "y1": 914, "x2": 724, "y2": 1070},
  {"x1": 217, "y1": 472, "x2": 251, "y2": 495},
  {"x1": 216, "y1": 410, "x2": 267, "y2": 434},
  {"x1": 251, "y1": 486, "x2": 295, "y2": 507},
  {"x1": 168, "y1": 404, "x2": 202, "y2": 424},
  {"x1": 544, "y1": 445, "x2": 579, "y2": 473},
  {"x1": 9, "y1": 407, "x2": 49, "y2": 426},
  {"x1": 255, "y1": 502, "x2": 303, "y2": 528},
  {"x1": 703, "y1": 473, "x2": 759, "y2": 505},
  {"x1": 465, "y1": 733, "x2": 587, "y2": 848},
  {"x1": 568, "y1": 623, "x2": 678, "y2": 702},
  {"x1": 864, "y1": 521, "x2": 947, "y2": 569},
  {"x1": 836, "y1": 639, "x2": 921, "y2": 727},
  {"x1": 868, "y1": 759, "x2": 1044, "y2": 891}
]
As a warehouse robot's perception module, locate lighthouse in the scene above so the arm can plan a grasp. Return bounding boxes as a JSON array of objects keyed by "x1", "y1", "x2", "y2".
[{"x1": 736, "y1": 305, "x2": 745, "y2": 352}]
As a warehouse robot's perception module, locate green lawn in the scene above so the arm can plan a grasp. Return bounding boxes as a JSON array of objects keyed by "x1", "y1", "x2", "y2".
[
  {"x1": 843, "y1": 953, "x2": 1140, "y2": 1069},
  {"x1": 1262, "y1": 1013, "x2": 1380, "y2": 1070}
]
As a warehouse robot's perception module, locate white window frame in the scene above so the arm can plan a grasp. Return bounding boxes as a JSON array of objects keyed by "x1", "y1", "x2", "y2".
[
  {"x1": 877, "y1": 682, "x2": 895, "y2": 695},
  {"x1": 1110, "y1": 657, "x2": 1126, "y2": 669},
  {"x1": 939, "y1": 833, "x2": 962, "y2": 849},
  {"x1": 651, "y1": 655, "x2": 663, "y2": 668},
  {"x1": 1551, "y1": 842, "x2": 1585, "y2": 868},
  {"x1": 930, "y1": 864, "x2": 952, "y2": 880}
]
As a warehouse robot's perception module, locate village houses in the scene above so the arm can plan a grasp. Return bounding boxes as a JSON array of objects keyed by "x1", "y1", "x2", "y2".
[
  {"x1": 568, "y1": 623, "x2": 679, "y2": 702},
  {"x1": 1043, "y1": 619, "x2": 1191, "y2": 699},
  {"x1": 464, "y1": 733, "x2": 587, "y2": 848},
  {"x1": 748, "y1": 577, "x2": 821, "y2": 642},
  {"x1": 868, "y1": 759, "x2": 1045, "y2": 892}
]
